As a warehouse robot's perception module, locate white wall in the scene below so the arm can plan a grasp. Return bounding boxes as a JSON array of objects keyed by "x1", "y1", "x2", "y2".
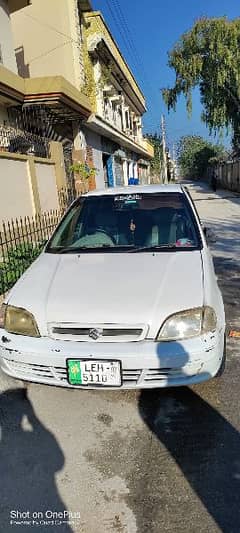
[
  {"x1": 35, "y1": 162, "x2": 59, "y2": 212},
  {"x1": 0, "y1": 0, "x2": 18, "y2": 73},
  {"x1": 0, "y1": 157, "x2": 34, "y2": 223}
]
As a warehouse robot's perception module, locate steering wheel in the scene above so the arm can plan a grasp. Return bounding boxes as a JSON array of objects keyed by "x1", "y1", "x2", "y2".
[{"x1": 95, "y1": 228, "x2": 117, "y2": 244}]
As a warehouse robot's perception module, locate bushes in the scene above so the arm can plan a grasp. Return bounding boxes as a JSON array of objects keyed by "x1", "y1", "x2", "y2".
[{"x1": 0, "y1": 242, "x2": 44, "y2": 295}]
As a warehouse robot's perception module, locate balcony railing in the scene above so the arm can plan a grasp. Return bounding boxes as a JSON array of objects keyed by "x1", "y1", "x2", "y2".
[
  {"x1": 103, "y1": 107, "x2": 122, "y2": 131},
  {"x1": 102, "y1": 109, "x2": 144, "y2": 146},
  {"x1": 0, "y1": 125, "x2": 50, "y2": 158}
]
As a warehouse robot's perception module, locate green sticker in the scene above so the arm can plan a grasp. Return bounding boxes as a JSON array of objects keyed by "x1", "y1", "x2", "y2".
[{"x1": 68, "y1": 360, "x2": 82, "y2": 385}]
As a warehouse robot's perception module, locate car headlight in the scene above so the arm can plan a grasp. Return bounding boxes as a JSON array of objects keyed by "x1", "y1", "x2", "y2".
[
  {"x1": 3, "y1": 305, "x2": 40, "y2": 337},
  {"x1": 157, "y1": 306, "x2": 217, "y2": 341}
]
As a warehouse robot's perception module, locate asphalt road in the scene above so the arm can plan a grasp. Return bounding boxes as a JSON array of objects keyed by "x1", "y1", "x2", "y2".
[{"x1": 0, "y1": 181, "x2": 240, "y2": 533}]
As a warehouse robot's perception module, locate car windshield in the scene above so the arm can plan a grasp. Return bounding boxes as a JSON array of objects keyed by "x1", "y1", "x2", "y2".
[{"x1": 46, "y1": 192, "x2": 201, "y2": 253}]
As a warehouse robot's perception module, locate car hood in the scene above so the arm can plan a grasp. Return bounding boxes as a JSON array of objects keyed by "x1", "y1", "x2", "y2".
[{"x1": 8, "y1": 251, "x2": 204, "y2": 338}]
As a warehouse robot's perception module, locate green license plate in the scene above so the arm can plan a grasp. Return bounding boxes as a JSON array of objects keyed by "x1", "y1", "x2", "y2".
[{"x1": 67, "y1": 359, "x2": 122, "y2": 387}]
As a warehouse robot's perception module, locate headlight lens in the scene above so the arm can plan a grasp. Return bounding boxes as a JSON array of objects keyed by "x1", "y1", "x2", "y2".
[
  {"x1": 157, "y1": 306, "x2": 217, "y2": 341},
  {"x1": 4, "y1": 306, "x2": 40, "y2": 337}
]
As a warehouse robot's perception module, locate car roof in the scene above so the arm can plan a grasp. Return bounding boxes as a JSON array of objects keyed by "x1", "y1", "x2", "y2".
[{"x1": 84, "y1": 184, "x2": 183, "y2": 197}]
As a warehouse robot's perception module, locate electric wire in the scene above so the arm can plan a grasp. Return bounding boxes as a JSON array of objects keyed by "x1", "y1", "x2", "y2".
[{"x1": 104, "y1": 0, "x2": 160, "y2": 130}]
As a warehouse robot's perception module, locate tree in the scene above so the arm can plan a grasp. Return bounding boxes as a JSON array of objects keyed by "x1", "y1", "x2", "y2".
[
  {"x1": 162, "y1": 17, "x2": 240, "y2": 152},
  {"x1": 145, "y1": 133, "x2": 163, "y2": 177},
  {"x1": 177, "y1": 135, "x2": 226, "y2": 179}
]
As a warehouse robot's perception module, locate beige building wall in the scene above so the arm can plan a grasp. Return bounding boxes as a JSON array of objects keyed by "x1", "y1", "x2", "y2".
[
  {"x1": 36, "y1": 162, "x2": 59, "y2": 212},
  {"x1": 0, "y1": 142, "x2": 66, "y2": 224},
  {"x1": 11, "y1": 0, "x2": 84, "y2": 89},
  {"x1": 0, "y1": 157, "x2": 33, "y2": 221},
  {"x1": 0, "y1": 0, "x2": 18, "y2": 73}
]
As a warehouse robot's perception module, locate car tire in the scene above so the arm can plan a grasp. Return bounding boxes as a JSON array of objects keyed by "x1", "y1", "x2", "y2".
[{"x1": 215, "y1": 335, "x2": 226, "y2": 378}]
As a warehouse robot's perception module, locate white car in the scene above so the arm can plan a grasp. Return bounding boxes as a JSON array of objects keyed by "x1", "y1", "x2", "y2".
[{"x1": 0, "y1": 184, "x2": 225, "y2": 389}]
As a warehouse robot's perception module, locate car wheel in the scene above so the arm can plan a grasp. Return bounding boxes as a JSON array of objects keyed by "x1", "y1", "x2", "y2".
[{"x1": 215, "y1": 335, "x2": 226, "y2": 378}]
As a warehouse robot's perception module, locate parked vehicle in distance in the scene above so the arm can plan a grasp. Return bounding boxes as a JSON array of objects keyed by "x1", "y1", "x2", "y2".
[{"x1": 0, "y1": 184, "x2": 225, "y2": 389}]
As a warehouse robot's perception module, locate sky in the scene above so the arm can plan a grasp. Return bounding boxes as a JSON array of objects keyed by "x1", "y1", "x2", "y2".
[{"x1": 92, "y1": 0, "x2": 240, "y2": 150}]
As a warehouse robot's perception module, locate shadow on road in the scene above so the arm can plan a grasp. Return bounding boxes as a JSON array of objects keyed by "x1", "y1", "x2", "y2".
[
  {"x1": 0, "y1": 388, "x2": 73, "y2": 532},
  {"x1": 139, "y1": 386, "x2": 240, "y2": 532}
]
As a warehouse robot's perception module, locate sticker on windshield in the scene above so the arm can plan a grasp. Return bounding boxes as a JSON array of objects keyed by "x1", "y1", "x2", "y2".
[{"x1": 114, "y1": 194, "x2": 142, "y2": 202}]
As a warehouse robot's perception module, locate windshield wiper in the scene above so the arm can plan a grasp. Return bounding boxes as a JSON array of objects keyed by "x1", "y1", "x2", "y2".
[
  {"x1": 48, "y1": 245, "x2": 91, "y2": 254},
  {"x1": 48, "y1": 244, "x2": 136, "y2": 254},
  {"x1": 130, "y1": 243, "x2": 198, "y2": 253},
  {"x1": 130, "y1": 244, "x2": 179, "y2": 253}
]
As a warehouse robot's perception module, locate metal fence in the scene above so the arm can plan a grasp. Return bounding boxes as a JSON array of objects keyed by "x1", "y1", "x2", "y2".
[
  {"x1": 0, "y1": 186, "x2": 78, "y2": 297},
  {"x1": 0, "y1": 125, "x2": 50, "y2": 158},
  {"x1": 0, "y1": 211, "x2": 61, "y2": 296},
  {"x1": 58, "y1": 186, "x2": 78, "y2": 211}
]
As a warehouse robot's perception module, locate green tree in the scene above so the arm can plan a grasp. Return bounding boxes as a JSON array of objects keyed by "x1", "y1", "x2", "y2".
[
  {"x1": 177, "y1": 135, "x2": 226, "y2": 179},
  {"x1": 145, "y1": 133, "x2": 163, "y2": 176},
  {"x1": 162, "y1": 17, "x2": 240, "y2": 151}
]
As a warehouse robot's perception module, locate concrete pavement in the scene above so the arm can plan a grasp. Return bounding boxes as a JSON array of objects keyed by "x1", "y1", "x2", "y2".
[{"x1": 0, "y1": 181, "x2": 240, "y2": 533}]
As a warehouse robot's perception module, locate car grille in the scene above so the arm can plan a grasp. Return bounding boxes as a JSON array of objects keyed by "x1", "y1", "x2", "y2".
[
  {"x1": 48, "y1": 323, "x2": 147, "y2": 342},
  {"x1": 5, "y1": 360, "x2": 187, "y2": 387},
  {"x1": 144, "y1": 368, "x2": 184, "y2": 381}
]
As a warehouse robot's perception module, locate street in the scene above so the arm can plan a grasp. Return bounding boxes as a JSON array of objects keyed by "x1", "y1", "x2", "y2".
[{"x1": 0, "y1": 181, "x2": 240, "y2": 533}]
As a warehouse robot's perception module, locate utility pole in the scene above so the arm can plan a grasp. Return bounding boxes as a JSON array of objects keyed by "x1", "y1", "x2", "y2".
[
  {"x1": 172, "y1": 142, "x2": 176, "y2": 181},
  {"x1": 158, "y1": 145, "x2": 162, "y2": 184},
  {"x1": 161, "y1": 115, "x2": 168, "y2": 184}
]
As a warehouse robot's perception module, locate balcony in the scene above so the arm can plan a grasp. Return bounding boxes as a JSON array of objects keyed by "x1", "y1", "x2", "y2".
[
  {"x1": 86, "y1": 12, "x2": 146, "y2": 114},
  {"x1": 103, "y1": 107, "x2": 122, "y2": 132},
  {"x1": 102, "y1": 104, "x2": 143, "y2": 145}
]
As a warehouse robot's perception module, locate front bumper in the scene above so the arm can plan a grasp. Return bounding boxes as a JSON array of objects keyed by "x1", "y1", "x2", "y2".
[{"x1": 0, "y1": 329, "x2": 225, "y2": 389}]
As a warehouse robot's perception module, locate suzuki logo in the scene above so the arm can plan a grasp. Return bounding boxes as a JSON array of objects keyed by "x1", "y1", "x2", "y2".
[{"x1": 89, "y1": 328, "x2": 103, "y2": 340}]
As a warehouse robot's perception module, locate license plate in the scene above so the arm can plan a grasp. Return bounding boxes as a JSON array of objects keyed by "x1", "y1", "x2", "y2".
[{"x1": 67, "y1": 359, "x2": 122, "y2": 387}]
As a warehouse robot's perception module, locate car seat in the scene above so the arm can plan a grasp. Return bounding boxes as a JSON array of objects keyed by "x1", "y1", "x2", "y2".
[{"x1": 145, "y1": 208, "x2": 178, "y2": 246}]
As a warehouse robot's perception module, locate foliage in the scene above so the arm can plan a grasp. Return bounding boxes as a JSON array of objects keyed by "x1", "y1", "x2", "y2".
[
  {"x1": 162, "y1": 17, "x2": 240, "y2": 151},
  {"x1": 69, "y1": 162, "x2": 97, "y2": 180},
  {"x1": 145, "y1": 134, "x2": 163, "y2": 176},
  {"x1": 0, "y1": 243, "x2": 44, "y2": 294},
  {"x1": 82, "y1": 15, "x2": 114, "y2": 108},
  {"x1": 177, "y1": 135, "x2": 226, "y2": 178},
  {"x1": 82, "y1": 32, "x2": 97, "y2": 110}
]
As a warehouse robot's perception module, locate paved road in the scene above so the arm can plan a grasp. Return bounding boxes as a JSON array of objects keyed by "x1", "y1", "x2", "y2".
[{"x1": 0, "y1": 181, "x2": 240, "y2": 533}]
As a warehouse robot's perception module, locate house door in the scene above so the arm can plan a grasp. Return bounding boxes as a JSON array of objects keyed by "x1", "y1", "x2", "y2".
[{"x1": 102, "y1": 153, "x2": 114, "y2": 187}]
